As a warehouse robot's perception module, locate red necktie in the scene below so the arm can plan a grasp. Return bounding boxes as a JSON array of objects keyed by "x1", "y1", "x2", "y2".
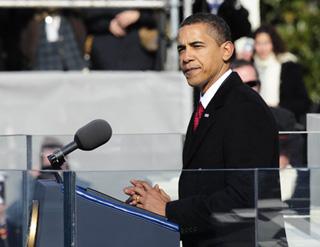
[{"x1": 193, "y1": 102, "x2": 204, "y2": 131}]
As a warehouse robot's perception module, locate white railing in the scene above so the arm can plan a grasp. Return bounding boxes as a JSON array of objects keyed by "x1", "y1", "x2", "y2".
[{"x1": 0, "y1": 0, "x2": 167, "y2": 9}]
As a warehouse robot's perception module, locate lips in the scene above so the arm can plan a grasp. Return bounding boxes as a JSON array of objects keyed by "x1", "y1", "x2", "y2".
[{"x1": 183, "y1": 67, "x2": 201, "y2": 77}]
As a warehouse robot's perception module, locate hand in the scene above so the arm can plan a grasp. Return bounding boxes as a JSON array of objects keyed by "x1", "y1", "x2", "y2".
[
  {"x1": 109, "y1": 19, "x2": 126, "y2": 37},
  {"x1": 115, "y1": 10, "x2": 140, "y2": 29},
  {"x1": 154, "y1": 184, "x2": 171, "y2": 202},
  {"x1": 124, "y1": 180, "x2": 170, "y2": 216},
  {"x1": 124, "y1": 180, "x2": 171, "y2": 203}
]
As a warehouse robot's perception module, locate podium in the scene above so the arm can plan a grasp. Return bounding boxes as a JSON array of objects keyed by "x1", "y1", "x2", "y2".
[{"x1": 28, "y1": 179, "x2": 180, "y2": 247}]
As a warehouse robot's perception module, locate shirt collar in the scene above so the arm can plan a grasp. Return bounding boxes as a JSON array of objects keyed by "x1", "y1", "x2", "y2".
[{"x1": 200, "y1": 69, "x2": 232, "y2": 109}]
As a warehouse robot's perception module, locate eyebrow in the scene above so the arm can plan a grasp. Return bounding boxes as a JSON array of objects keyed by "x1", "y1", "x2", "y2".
[{"x1": 177, "y1": 41, "x2": 205, "y2": 50}]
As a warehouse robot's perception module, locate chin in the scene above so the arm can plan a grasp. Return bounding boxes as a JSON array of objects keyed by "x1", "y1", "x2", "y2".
[
  {"x1": 186, "y1": 78, "x2": 201, "y2": 88},
  {"x1": 187, "y1": 81, "x2": 200, "y2": 88}
]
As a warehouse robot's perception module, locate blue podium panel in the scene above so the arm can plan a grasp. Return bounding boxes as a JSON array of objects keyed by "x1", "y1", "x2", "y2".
[
  {"x1": 32, "y1": 180, "x2": 64, "y2": 247},
  {"x1": 31, "y1": 180, "x2": 180, "y2": 247},
  {"x1": 77, "y1": 188, "x2": 179, "y2": 247}
]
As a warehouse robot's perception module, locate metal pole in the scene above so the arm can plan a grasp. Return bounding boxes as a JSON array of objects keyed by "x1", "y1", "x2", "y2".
[
  {"x1": 183, "y1": 0, "x2": 192, "y2": 19},
  {"x1": 165, "y1": 0, "x2": 179, "y2": 70},
  {"x1": 63, "y1": 171, "x2": 76, "y2": 247},
  {"x1": 22, "y1": 135, "x2": 33, "y2": 247}
]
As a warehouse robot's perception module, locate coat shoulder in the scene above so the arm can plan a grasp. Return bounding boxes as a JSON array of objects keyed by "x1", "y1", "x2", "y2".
[{"x1": 228, "y1": 82, "x2": 267, "y2": 108}]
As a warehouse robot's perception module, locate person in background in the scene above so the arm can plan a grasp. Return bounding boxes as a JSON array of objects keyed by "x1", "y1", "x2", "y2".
[
  {"x1": 231, "y1": 59, "x2": 260, "y2": 92},
  {"x1": 232, "y1": 59, "x2": 307, "y2": 209},
  {"x1": 253, "y1": 25, "x2": 311, "y2": 125},
  {"x1": 0, "y1": 174, "x2": 8, "y2": 247},
  {"x1": 6, "y1": 137, "x2": 69, "y2": 247},
  {"x1": 234, "y1": 36, "x2": 254, "y2": 61},
  {"x1": 83, "y1": 9, "x2": 160, "y2": 70},
  {"x1": 20, "y1": 9, "x2": 87, "y2": 70},
  {"x1": 192, "y1": 0, "x2": 252, "y2": 41},
  {"x1": 0, "y1": 9, "x2": 27, "y2": 71},
  {"x1": 278, "y1": 136, "x2": 298, "y2": 202},
  {"x1": 36, "y1": 137, "x2": 69, "y2": 179}
]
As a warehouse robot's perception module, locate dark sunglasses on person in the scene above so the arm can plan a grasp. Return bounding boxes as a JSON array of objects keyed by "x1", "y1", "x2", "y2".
[{"x1": 245, "y1": 80, "x2": 260, "y2": 88}]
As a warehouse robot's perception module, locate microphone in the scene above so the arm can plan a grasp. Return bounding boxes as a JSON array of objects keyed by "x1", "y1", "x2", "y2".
[{"x1": 48, "y1": 119, "x2": 112, "y2": 169}]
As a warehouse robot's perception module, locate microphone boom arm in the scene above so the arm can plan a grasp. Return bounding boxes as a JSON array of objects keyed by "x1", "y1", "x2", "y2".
[{"x1": 48, "y1": 142, "x2": 77, "y2": 169}]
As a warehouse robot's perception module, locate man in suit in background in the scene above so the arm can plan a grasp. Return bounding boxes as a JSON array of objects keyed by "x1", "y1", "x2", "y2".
[{"x1": 125, "y1": 13, "x2": 284, "y2": 246}]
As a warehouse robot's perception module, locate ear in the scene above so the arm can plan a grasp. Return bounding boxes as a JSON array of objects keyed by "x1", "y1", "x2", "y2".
[{"x1": 221, "y1": 41, "x2": 234, "y2": 62}]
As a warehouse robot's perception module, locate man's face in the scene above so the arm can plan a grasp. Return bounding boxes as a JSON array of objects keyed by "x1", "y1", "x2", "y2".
[
  {"x1": 177, "y1": 23, "x2": 231, "y2": 93},
  {"x1": 41, "y1": 148, "x2": 55, "y2": 168},
  {"x1": 233, "y1": 65, "x2": 260, "y2": 92},
  {"x1": 41, "y1": 147, "x2": 69, "y2": 171},
  {"x1": 233, "y1": 65, "x2": 257, "y2": 83}
]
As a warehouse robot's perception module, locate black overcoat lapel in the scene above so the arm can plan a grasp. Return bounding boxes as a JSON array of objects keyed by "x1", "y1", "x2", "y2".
[{"x1": 182, "y1": 72, "x2": 243, "y2": 168}]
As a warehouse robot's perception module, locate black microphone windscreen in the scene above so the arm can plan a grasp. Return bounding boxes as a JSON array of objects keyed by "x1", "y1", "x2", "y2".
[{"x1": 74, "y1": 119, "x2": 112, "y2": 151}]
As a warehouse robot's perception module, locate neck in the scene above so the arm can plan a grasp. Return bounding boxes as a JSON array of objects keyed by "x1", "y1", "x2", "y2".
[{"x1": 201, "y1": 64, "x2": 230, "y2": 93}]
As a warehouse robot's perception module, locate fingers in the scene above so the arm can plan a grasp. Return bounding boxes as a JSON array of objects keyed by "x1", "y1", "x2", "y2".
[
  {"x1": 124, "y1": 180, "x2": 171, "y2": 209},
  {"x1": 123, "y1": 188, "x2": 134, "y2": 197},
  {"x1": 153, "y1": 184, "x2": 170, "y2": 201},
  {"x1": 124, "y1": 185, "x2": 146, "y2": 199},
  {"x1": 136, "y1": 203, "x2": 144, "y2": 209},
  {"x1": 154, "y1": 184, "x2": 160, "y2": 191},
  {"x1": 109, "y1": 19, "x2": 126, "y2": 37},
  {"x1": 130, "y1": 180, "x2": 144, "y2": 189},
  {"x1": 115, "y1": 10, "x2": 140, "y2": 29},
  {"x1": 126, "y1": 194, "x2": 140, "y2": 206},
  {"x1": 160, "y1": 189, "x2": 171, "y2": 201},
  {"x1": 126, "y1": 181, "x2": 169, "y2": 198},
  {"x1": 131, "y1": 179, "x2": 152, "y2": 191},
  {"x1": 124, "y1": 179, "x2": 149, "y2": 202},
  {"x1": 132, "y1": 194, "x2": 141, "y2": 205},
  {"x1": 131, "y1": 186, "x2": 146, "y2": 198}
]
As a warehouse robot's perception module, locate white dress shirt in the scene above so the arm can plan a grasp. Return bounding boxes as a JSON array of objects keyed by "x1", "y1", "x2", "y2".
[{"x1": 200, "y1": 69, "x2": 232, "y2": 109}]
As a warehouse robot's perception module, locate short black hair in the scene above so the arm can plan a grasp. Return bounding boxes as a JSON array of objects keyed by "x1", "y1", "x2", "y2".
[
  {"x1": 231, "y1": 59, "x2": 260, "y2": 83},
  {"x1": 231, "y1": 59, "x2": 255, "y2": 70},
  {"x1": 180, "y1": 13, "x2": 232, "y2": 45},
  {"x1": 41, "y1": 137, "x2": 63, "y2": 150}
]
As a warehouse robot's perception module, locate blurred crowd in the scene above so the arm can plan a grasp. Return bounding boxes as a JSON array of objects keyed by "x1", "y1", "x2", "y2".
[
  {"x1": 0, "y1": 2, "x2": 314, "y2": 123},
  {"x1": 0, "y1": 8, "x2": 163, "y2": 71}
]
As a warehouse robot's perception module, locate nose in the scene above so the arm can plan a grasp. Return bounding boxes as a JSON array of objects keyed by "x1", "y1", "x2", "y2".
[{"x1": 180, "y1": 48, "x2": 194, "y2": 64}]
